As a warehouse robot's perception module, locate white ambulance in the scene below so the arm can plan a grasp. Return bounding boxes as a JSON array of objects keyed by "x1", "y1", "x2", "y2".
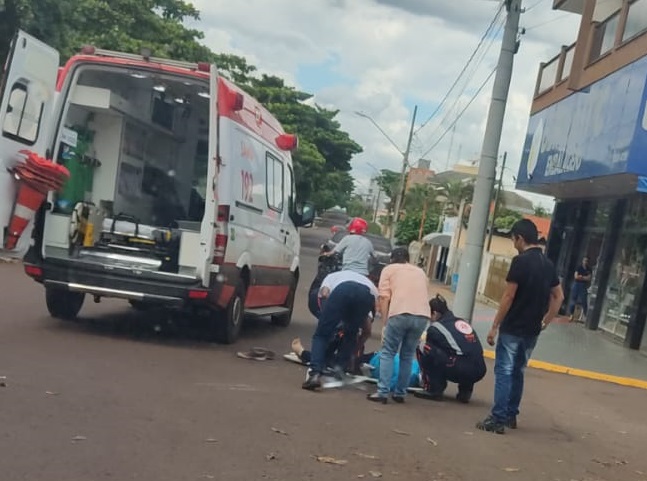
[{"x1": 0, "y1": 31, "x2": 314, "y2": 343}]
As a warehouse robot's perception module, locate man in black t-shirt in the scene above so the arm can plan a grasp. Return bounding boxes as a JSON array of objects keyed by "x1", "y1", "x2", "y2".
[
  {"x1": 477, "y1": 219, "x2": 564, "y2": 434},
  {"x1": 568, "y1": 256, "x2": 592, "y2": 322}
]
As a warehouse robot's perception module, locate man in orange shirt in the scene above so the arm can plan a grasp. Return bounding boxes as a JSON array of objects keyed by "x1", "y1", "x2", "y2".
[{"x1": 367, "y1": 247, "x2": 431, "y2": 404}]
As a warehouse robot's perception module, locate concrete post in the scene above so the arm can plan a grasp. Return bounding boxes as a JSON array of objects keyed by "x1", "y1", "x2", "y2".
[{"x1": 453, "y1": 0, "x2": 522, "y2": 321}]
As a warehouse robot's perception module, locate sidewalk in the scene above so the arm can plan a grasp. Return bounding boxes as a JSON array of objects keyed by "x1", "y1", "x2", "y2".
[{"x1": 430, "y1": 281, "x2": 647, "y2": 389}]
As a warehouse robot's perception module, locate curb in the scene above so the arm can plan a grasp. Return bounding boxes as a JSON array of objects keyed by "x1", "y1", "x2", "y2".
[{"x1": 483, "y1": 350, "x2": 647, "y2": 391}]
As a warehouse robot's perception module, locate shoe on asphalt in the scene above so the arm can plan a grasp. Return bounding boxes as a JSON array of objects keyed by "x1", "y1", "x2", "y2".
[
  {"x1": 456, "y1": 391, "x2": 472, "y2": 404},
  {"x1": 391, "y1": 394, "x2": 405, "y2": 404},
  {"x1": 506, "y1": 416, "x2": 517, "y2": 429},
  {"x1": 413, "y1": 390, "x2": 444, "y2": 402},
  {"x1": 302, "y1": 373, "x2": 322, "y2": 391},
  {"x1": 366, "y1": 393, "x2": 387, "y2": 404},
  {"x1": 476, "y1": 415, "x2": 505, "y2": 434}
]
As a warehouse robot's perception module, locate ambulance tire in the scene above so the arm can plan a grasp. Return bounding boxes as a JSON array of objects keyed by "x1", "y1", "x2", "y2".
[
  {"x1": 45, "y1": 288, "x2": 85, "y2": 321},
  {"x1": 272, "y1": 277, "x2": 296, "y2": 327},
  {"x1": 214, "y1": 281, "x2": 246, "y2": 344}
]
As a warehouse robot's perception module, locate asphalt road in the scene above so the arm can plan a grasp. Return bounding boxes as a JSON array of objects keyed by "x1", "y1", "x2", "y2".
[{"x1": 1, "y1": 227, "x2": 647, "y2": 481}]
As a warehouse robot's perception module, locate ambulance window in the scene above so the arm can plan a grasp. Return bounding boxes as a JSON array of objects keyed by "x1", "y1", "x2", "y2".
[
  {"x1": 266, "y1": 153, "x2": 284, "y2": 212},
  {"x1": 2, "y1": 82, "x2": 43, "y2": 145}
]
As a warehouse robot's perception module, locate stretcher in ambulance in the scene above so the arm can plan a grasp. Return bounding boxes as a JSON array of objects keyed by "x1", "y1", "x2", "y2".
[{"x1": 0, "y1": 31, "x2": 314, "y2": 343}]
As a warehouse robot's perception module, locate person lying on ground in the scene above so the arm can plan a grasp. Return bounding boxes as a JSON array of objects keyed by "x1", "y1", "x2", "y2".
[
  {"x1": 414, "y1": 294, "x2": 487, "y2": 403},
  {"x1": 291, "y1": 337, "x2": 421, "y2": 390}
]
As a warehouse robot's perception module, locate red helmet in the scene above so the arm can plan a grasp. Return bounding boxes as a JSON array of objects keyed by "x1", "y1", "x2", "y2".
[{"x1": 348, "y1": 217, "x2": 368, "y2": 235}]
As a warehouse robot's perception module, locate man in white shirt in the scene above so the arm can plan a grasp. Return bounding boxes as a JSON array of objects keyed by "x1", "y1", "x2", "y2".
[{"x1": 302, "y1": 270, "x2": 379, "y2": 390}]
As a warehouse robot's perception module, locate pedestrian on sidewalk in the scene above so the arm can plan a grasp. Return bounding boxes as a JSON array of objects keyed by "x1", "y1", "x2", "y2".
[
  {"x1": 477, "y1": 219, "x2": 563, "y2": 434},
  {"x1": 568, "y1": 256, "x2": 592, "y2": 322},
  {"x1": 302, "y1": 270, "x2": 378, "y2": 391},
  {"x1": 367, "y1": 247, "x2": 431, "y2": 404}
]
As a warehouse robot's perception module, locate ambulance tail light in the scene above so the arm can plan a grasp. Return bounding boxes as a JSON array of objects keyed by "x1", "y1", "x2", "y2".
[
  {"x1": 213, "y1": 205, "x2": 230, "y2": 265},
  {"x1": 188, "y1": 289, "x2": 209, "y2": 300},
  {"x1": 24, "y1": 265, "x2": 43, "y2": 279},
  {"x1": 80, "y1": 45, "x2": 96, "y2": 55},
  {"x1": 276, "y1": 134, "x2": 298, "y2": 151},
  {"x1": 197, "y1": 62, "x2": 211, "y2": 73}
]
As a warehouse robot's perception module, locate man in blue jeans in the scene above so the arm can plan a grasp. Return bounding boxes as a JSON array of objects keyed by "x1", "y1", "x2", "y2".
[
  {"x1": 477, "y1": 219, "x2": 563, "y2": 434},
  {"x1": 367, "y1": 247, "x2": 431, "y2": 404},
  {"x1": 302, "y1": 270, "x2": 378, "y2": 390}
]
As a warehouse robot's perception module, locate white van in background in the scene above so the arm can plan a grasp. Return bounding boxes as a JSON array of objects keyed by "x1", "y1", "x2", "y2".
[{"x1": 0, "y1": 31, "x2": 314, "y2": 343}]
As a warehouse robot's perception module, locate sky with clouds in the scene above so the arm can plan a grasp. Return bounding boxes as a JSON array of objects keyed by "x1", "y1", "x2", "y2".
[{"x1": 189, "y1": 0, "x2": 581, "y2": 209}]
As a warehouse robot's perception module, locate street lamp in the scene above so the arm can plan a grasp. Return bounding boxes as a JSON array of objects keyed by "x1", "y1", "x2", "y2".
[{"x1": 355, "y1": 108, "x2": 418, "y2": 243}]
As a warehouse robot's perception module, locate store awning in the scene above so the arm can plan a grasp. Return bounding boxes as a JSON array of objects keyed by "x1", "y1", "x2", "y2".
[{"x1": 422, "y1": 233, "x2": 452, "y2": 248}]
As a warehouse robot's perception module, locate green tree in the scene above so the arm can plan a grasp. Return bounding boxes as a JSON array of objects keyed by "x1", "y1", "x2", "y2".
[
  {"x1": 494, "y1": 208, "x2": 523, "y2": 231},
  {"x1": 533, "y1": 205, "x2": 550, "y2": 217},
  {"x1": 434, "y1": 179, "x2": 475, "y2": 215},
  {"x1": 0, "y1": 0, "x2": 361, "y2": 211},
  {"x1": 404, "y1": 184, "x2": 437, "y2": 214},
  {"x1": 395, "y1": 211, "x2": 439, "y2": 246}
]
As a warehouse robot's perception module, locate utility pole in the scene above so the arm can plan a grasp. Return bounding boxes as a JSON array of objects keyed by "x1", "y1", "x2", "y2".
[
  {"x1": 453, "y1": 0, "x2": 522, "y2": 321},
  {"x1": 391, "y1": 105, "x2": 418, "y2": 243},
  {"x1": 487, "y1": 152, "x2": 507, "y2": 252}
]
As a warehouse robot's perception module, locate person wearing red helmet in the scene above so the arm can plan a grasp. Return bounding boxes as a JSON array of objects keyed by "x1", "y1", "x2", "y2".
[{"x1": 327, "y1": 217, "x2": 375, "y2": 275}]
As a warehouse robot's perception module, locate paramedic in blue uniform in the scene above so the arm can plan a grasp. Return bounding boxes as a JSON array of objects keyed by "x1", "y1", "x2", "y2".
[
  {"x1": 414, "y1": 295, "x2": 487, "y2": 403},
  {"x1": 302, "y1": 270, "x2": 379, "y2": 390}
]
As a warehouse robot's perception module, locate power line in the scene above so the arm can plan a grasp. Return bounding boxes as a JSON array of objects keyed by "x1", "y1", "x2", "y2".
[
  {"x1": 525, "y1": 12, "x2": 572, "y2": 30},
  {"x1": 417, "y1": 67, "x2": 497, "y2": 161},
  {"x1": 416, "y1": 15, "x2": 505, "y2": 149},
  {"x1": 414, "y1": 2, "x2": 505, "y2": 134}
]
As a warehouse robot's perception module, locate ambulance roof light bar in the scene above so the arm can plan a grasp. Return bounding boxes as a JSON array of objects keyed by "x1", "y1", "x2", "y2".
[{"x1": 79, "y1": 45, "x2": 210, "y2": 72}]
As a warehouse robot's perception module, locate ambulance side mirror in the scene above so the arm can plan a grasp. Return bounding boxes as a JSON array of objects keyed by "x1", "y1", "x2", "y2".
[{"x1": 296, "y1": 201, "x2": 315, "y2": 228}]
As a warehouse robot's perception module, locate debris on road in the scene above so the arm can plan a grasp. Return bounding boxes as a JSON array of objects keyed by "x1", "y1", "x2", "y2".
[
  {"x1": 368, "y1": 471, "x2": 382, "y2": 478},
  {"x1": 271, "y1": 427, "x2": 289, "y2": 436},
  {"x1": 392, "y1": 429, "x2": 410, "y2": 436},
  {"x1": 427, "y1": 437, "x2": 438, "y2": 447},
  {"x1": 45, "y1": 391, "x2": 59, "y2": 396},
  {"x1": 502, "y1": 467, "x2": 520, "y2": 472},
  {"x1": 0, "y1": 376, "x2": 7, "y2": 387},
  {"x1": 236, "y1": 348, "x2": 276, "y2": 361},
  {"x1": 354, "y1": 452, "x2": 379, "y2": 460},
  {"x1": 204, "y1": 438, "x2": 218, "y2": 443},
  {"x1": 71, "y1": 436, "x2": 87, "y2": 442},
  {"x1": 313, "y1": 455, "x2": 348, "y2": 466},
  {"x1": 266, "y1": 452, "x2": 277, "y2": 461}
]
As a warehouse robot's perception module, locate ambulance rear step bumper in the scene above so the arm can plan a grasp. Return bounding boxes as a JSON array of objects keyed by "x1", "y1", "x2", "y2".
[{"x1": 44, "y1": 280, "x2": 185, "y2": 307}]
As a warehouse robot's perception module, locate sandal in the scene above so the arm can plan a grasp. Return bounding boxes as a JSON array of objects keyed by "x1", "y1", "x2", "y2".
[{"x1": 236, "y1": 347, "x2": 276, "y2": 361}]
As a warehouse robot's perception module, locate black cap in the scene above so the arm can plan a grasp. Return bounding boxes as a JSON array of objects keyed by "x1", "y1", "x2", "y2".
[{"x1": 390, "y1": 247, "x2": 409, "y2": 264}]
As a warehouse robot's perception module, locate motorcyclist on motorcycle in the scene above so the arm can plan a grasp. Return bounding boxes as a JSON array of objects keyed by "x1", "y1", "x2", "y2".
[{"x1": 324, "y1": 217, "x2": 375, "y2": 276}]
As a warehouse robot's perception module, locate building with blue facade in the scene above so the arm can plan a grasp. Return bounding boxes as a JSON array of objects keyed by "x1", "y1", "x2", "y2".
[{"x1": 517, "y1": 0, "x2": 647, "y2": 351}]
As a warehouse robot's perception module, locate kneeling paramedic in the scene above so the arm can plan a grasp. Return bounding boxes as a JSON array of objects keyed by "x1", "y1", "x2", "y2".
[
  {"x1": 414, "y1": 295, "x2": 487, "y2": 403},
  {"x1": 302, "y1": 270, "x2": 378, "y2": 390}
]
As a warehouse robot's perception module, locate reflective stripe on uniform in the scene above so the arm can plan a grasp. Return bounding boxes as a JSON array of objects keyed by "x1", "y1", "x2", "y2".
[{"x1": 429, "y1": 322, "x2": 464, "y2": 356}]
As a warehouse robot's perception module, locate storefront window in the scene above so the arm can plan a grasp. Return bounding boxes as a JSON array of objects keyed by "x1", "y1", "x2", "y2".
[
  {"x1": 623, "y1": 0, "x2": 647, "y2": 42},
  {"x1": 599, "y1": 197, "x2": 647, "y2": 340}
]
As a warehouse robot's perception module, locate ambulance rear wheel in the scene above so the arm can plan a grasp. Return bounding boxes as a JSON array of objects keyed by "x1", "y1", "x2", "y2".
[
  {"x1": 213, "y1": 281, "x2": 246, "y2": 344},
  {"x1": 45, "y1": 288, "x2": 85, "y2": 321}
]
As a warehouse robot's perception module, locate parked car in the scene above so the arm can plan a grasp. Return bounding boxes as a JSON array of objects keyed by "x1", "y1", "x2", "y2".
[{"x1": 320, "y1": 230, "x2": 392, "y2": 284}]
